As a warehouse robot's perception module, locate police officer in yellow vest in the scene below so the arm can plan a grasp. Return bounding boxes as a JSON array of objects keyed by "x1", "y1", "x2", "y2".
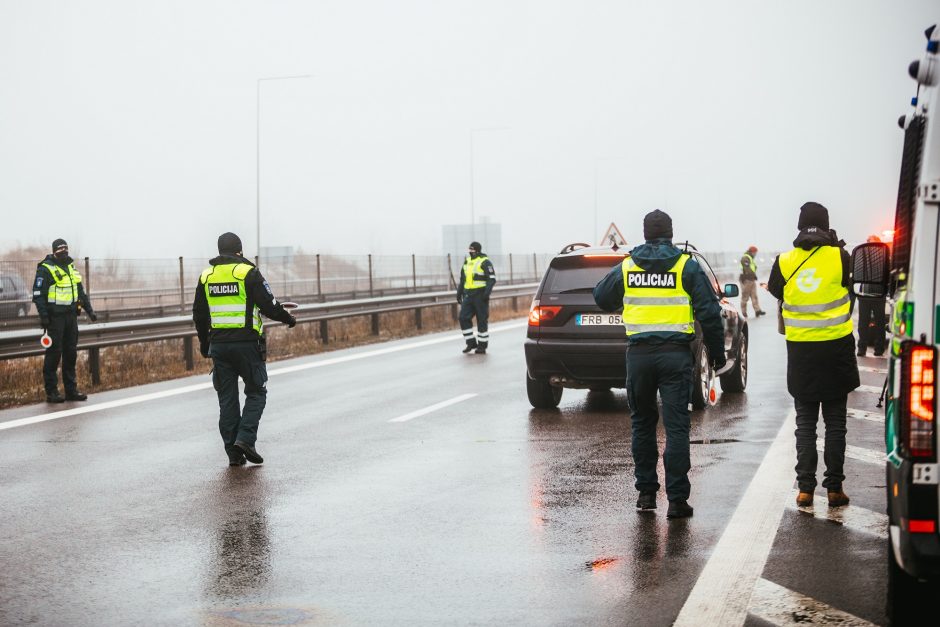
[
  {"x1": 457, "y1": 241, "x2": 496, "y2": 354},
  {"x1": 193, "y1": 232, "x2": 297, "y2": 466},
  {"x1": 767, "y1": 202, "x2": 859, "y2": 508},
  {"x1": 594, "y1": 210, "x2": 726, "y2": 519},
  {"x1": 32, "y1": 238, "x2": 97, "y2": 403}
]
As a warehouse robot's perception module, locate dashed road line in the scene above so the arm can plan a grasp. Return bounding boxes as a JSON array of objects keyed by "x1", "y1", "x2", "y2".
[
  {"x1": 858, "y1": 365, "x2": 887, "y2": 374},
  {"x1": 816, "y1": 440, "x2": 885, "y2": 465},
  {"x1": 788, "y1": 490, "x2": 888, "y2": 536},
  {"x1": 388, "y1": 393, "x2": 477, "y2": 423},
  {"x1": 855, "y1": 384, "x2": 884, "y2": 395},
  {"x1": 748, "y1": 577, "x2": 879, "y2": 627},
  {"x1": 847, "y1": 408, "x2": 884, "y2": 423}
]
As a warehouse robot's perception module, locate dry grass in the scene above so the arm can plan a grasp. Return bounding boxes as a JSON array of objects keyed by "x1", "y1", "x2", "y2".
[{"x1": 0, "y1": 300, "x2": 527, "y2": 409}]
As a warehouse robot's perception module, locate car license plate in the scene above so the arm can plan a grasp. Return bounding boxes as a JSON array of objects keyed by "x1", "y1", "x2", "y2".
[{"x1": 576, "y1": 313, "x2": 623, "y2": 325}]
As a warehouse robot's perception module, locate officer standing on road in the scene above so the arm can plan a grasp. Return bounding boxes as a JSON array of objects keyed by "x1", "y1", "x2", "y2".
[
  {"x1": 593, "y1": 210, "x2": 726, "y2": 519},
  {"x1": 856, "y1": 234, "x2": 887, "y2": 357},
  {"x1": 767, "y1": 202, "x2": 859, "y2": 508},
  {"x1": 32, "y1": 238, "x2": 97, "y2": 403},
  {"x1": 193, "y1": 232, "x2": 297, "y2": 467},
  {"x1": 456, "y1": 241, "x2": 496, "y2": 354},
  {"x1": 740, "y1": 245, "x2": 766, "y2": 318}
]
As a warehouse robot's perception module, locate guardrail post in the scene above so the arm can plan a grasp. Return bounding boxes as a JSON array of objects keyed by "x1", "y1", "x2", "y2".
[
  {"x1": 532, "y1": 252, "x2": 537, "y2": 281},
  {"x1": 178, "y1": 256, "x2": 185, "y2": 314},
  {"x1": 447, "y1": 254, "x2": 453, "y2": 289},
  {"x1": 316, "y1": 254, "x2": 322, "y2": 301},
  {"x1": 411, "y1": 254, "x2": 417, "y2": 293},
  {"x1": 320, "y1": 320, "x2": 329, "y2": 344},
  {"x1": 509, "y1": 253, "x2": 513, "y2": 285},
  {"x1": 415, "y1": 307, "x2": 422, "y2": 329},
  {"x1": 368, "y1": 254, "x2": 374, "y2": 298},
  {"x1": 451, "y1": 303, "x2": 458, "y2": 321},
  {"x1": 371, "y1": 313, "x2": 379, "y2": 335},
  {"x1": 183, "y1": 336, "x2": 194, "y2": 370},
  {"x1": 512, "y1": 296, "x2": 518, "y2": 311},
  {"x1": 89, "y1": 348, "x2": 101, "y2": 385},
  {"x1": 84, "y1": 257, "x2": 90, "y2": 295}
]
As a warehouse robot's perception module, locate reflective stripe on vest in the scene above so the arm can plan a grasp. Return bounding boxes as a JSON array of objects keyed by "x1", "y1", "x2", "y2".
[
  {"x1": 621, "y1": 254, "x2": 694, "y2": 336},
  {"x1": 201, "y1": 263, "x2": 263, "y2": 335},
  {"x1": 744, "y1": 253, "x2": 757, "y2": 274},
  {"x1": 41, "y1": 262, "x2": 81, "y2": 305},
  {"x1": 779, "y1": 246, "x2": 852, "y2": 342},
  {"x1": 463, "y1": 255, "x2": 489, "y2": 290}
]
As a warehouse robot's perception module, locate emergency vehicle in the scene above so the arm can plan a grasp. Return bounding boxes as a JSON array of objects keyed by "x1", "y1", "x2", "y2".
[{"x1": 852, "y1": 23, "x2": 940, "y2": 623}]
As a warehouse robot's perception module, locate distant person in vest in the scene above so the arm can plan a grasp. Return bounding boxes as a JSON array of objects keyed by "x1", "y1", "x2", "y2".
[
  {"x1": 739, "y1": 245, "x2": 766, "y2": 318},
  {"x1": 766, "y1": 202, "x2": 859, "y2": 509},
  {"x1": 32, "y1": 238, "x2": 97, "y2": 403},
  {"x1": 593, "y1": 210, "x2": 725, "y2": 519},
  {"x1": 856, "y1": 234, "x2": 888, "y2": 357},
  {"x1": 193, "y1": 232, "x2": 297, "y2": 466},
  {"x1": 456, "y1": 241, "x2": 496, "y2": 354}
]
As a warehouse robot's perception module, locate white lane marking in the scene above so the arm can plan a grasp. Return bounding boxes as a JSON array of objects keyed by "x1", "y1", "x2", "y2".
[
  {"x1": 854, "y1": 384, "x2": 883, "y2": 395},
  {"x1": 858, "y1": 365, "x2": 887, "y2": 374},
  {"x1": 0, "y1": 321, "x2": 528, "y2": 432},
  {"x1": 673, "y1": 411, "x2": 796, "y2": 626},
  {"x1": 847, "y1": 408, "x2": 883, "y2": 423},
  {"x1": 749, "y1": 578, "x2": 879, "y2": 627},
  {"x1": 388, "y1": 393, "x2": 477, "y2": 423},
  {"x1": 815, "y1": 440, "x2": 885, "y2": 465},
  {"x1": 789, "y1": 490, "x2": 888, "y2": 536}
]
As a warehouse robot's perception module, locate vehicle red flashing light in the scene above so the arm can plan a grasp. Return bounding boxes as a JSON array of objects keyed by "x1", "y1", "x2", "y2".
[
  {"x1": 907, "y1": 519, "x2": 936, "y2": 534},
  {"x1": 906, "y1": 344, "x2": 936, "y2": 458},
  {"x1": 528, "y1": 304, "x2": 562, "y2": 326}
]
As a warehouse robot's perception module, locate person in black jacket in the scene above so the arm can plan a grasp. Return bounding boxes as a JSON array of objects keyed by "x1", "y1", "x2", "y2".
[
  {"x1": 32, "y1": 238, "x2": 97, "y2": 403},
  {"x1": 193, "y1": 232, "x2": 296, "y2": 466},
  {"x1": 593, "y1": 210, "x2": 726, "y2": 519}
]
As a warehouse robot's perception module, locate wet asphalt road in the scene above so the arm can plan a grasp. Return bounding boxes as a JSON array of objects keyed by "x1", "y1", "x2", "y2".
[{"x1": 0, "y1": 316, "x2": 889, "y2": 626}]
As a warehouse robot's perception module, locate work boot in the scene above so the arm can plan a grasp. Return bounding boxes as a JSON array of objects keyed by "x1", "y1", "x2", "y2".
[
  {"x1": 827, "y1": 490, "x2": 850, "y2": 507},
  {"x1": 234, "y1": 440, "x2": 264, "y2": 464},
  {"x1": 755, "y1": 310, "x2": 766, "y2": 317},
  {"x1": 666, "y1": 500, "x2": 694, "y2": 519},
  {"x1": 796, "y1": 491, "x2": 814, "y2": 507},
  {"x1": 857, "y1": 348, "x2": 866, "y2": 357},
  {"x1": 462, "y1": 342, "x2": 477, "y2": 354},
  {"x1": 46, "y1": 392, "x2": 65, "y2": 403},
  {"x1": 65, "y1": 391, "x2": 88, "y2": 401},
  {"x1": 225, "y1": 445, "x2": 246, "y2": 466},
  {"x1": 474, "y1": 347, "x2": 487, "y2": 354},
  {"x1": 636, "y1": 492, "x2": 656, "y2": 511}
]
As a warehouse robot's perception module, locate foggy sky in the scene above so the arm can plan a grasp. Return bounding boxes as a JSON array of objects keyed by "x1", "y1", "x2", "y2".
[{"x1": 1, "y1": 1, "x2": 937, "y2": 259}]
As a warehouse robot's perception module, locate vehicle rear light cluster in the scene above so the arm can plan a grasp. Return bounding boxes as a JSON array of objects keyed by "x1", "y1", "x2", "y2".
[
  {"x1": 900, "y1": 341, "x2": 937, "y2": 459},
  {"x1": 528, "y1": 300, "x2": 561, "y2": 326},
  {"x1": 906, "y1": 518, "x2": 937, "y2": 534}
]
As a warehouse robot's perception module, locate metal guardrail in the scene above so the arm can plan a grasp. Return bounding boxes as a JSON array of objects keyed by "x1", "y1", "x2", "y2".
[{"x1": 0, "y1": 283, "x2": 538, "y2": 382}]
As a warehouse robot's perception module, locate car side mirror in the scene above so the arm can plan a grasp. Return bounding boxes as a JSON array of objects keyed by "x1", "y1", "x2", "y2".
[
  {"x1": 723, "y1": 284, "x2": 739, "y2": 298},
  {"x1": 851, "y1": 242, "x2": 890, "y2": 299}
]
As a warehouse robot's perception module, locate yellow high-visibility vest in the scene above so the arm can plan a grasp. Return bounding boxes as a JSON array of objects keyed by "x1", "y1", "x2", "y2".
[
  {"x1": 200, "y1": 263, "x2": 263, "y2": 335},
  {"x1": 463, "y1": 255, "x2": 490, "y2": 290},
  {"x1": 621, "y1": 254, "x2": 694, "y2": 336},
  {"x1": 743, "y1": 253, "x2": 757, "y2": 274},
  {"x1": 779, "y1": 246, "x2": 852, "y2": 342},
  {"x1": 41, "y1": 262, "x2": 81, "y2": 305}
]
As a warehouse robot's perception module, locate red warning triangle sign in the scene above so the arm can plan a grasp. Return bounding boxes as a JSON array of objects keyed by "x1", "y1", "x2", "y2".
[{"x1": 600, "y1": 222, "x2": 627, "y2": 247}]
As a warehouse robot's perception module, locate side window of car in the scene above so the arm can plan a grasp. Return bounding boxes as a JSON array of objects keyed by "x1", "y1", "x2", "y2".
[
  {"x1": 691, "y1": 254, "x2": 721, "y2": 295},
  {"x1": 1, "y1": 277, "x2": 13, "y2": 294}
]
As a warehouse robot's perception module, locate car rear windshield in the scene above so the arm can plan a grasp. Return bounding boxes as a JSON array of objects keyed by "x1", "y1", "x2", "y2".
[{"x1": 542, "y1": 256, "x2": 625, "y2": 294}]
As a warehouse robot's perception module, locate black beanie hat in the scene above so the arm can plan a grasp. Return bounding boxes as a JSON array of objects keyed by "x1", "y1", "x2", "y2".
[
  {"x1": 52, "y1": 238, "x2": 68, "y2": 252},
  {"x1": 217, "y1": 232, "x2": 243, "y2": 255},
  {"x1": 797, "y1": 202, "x2": 829, "y2": 231},
  {"x1": 643, "y1": 209, "x2": 673, "y2": 241},
  {"x1": 469, "y1": 241, "x2": 482, "y2": 252}
]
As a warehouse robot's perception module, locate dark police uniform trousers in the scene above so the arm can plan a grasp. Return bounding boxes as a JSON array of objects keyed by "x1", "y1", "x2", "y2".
[
  {"x1": 626, "y1": 345, "x2": 694, "y2": 502},
  {"x1": 43, "y1": 310, "x2": 80, "y2": 395},
  {"x1": 459, "y1": 288, "x2": 489, "y2": 335},
  {"x1": 210, "y1": 340, "x2": 268, "y2": 448}
]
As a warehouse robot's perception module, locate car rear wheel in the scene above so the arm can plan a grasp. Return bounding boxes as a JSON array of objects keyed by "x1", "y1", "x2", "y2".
[
  {"x1": 719, "y1": 332, "x2": 748, "y2": 392},
  {"x1": 527, "y1": 373, "x2": 562, "y2": 408},
  {"x1": 690, "y1": 344, "x2": 711, "y2": 410}
]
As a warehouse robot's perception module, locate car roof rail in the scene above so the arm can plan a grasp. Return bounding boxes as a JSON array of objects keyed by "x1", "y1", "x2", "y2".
[{"x1": 559, "y1": 243, "x2": 592, "y2": 254}]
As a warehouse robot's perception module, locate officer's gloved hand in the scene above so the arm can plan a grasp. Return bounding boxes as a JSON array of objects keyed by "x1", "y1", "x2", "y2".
[
  {"x1": 456, "y1": 293, "x2": 463, "y2": 304},
  {"x1": 88, "y1": 311, "x2": 98, "y2": 322},
  {"x1": 287, "y1": 314, "x2": 297, "y2": 328},
  {"x1": 39, "y1": 315, "x2": 50, "y2": 329}
]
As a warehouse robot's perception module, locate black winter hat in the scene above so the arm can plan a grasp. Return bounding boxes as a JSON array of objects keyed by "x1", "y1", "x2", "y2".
[
  {"x1": 52, "y1": 238, "x2": 68, "y2": 252},
  {"x1": 797, "y1": 202, "x2": 829, "y2": 231},
  {"x1": 468, "y1": 241, "x2": 482, "y2": 252},
  {"x1": 643, "y1": 209, "x2": 673, "y2": 241},
  {"x1": 217, "y1": 232, "x2": 243, "y2": 255}
]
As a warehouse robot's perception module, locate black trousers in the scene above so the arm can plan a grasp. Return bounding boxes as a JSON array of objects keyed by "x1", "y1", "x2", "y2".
[
  {"x1": 856, "y1": 297, "x2": 886, "y2": 355},
  {"x1": 210, "y1": 341, "x2": 268, "y2": 448},
  {"x1": 794, "y1": 396, "x2": 847, "y2": 492},
  {"x1": 459, "y1": 290, "x2": 490, "y2": 347},
  {"x1": 43, "y1": 312, "x2": 79, "y2": 395}
]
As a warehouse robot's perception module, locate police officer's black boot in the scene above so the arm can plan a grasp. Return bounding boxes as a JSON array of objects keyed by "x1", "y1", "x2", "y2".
[
  {"x1": 46, "y1": 391, "x2": 65, "y2": 403},
  {"x1": 474, "y1": 341, "x2": 488, "y2": 354},
  {"x1": 462, "y1": 340, "x2": 477, "y2": 354},
  {"x1": 65, "y1": 390, "x2": 88, "y2": 401},
  {"x1": 225, "y1": 444, "x2": 246, "y2": 466}
]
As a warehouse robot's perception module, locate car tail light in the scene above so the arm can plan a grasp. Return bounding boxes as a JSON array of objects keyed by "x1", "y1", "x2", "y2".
[
  {"x1": 528, "y1": 301, "x2": 562, "y2": 326},
  {"x1": 907, "y1": 519, "x2": 937, "y2": 533},
  {"x1": 900, "y1": 341, "x2": 936, "y2": 459}
]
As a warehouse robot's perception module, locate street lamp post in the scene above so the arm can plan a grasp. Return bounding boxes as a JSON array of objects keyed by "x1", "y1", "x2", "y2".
[
  {"x1": 257, "y1": 74, "x2": 313, "y2": 260},
  {"x1": 470, "y1": 127, "x2": 509, "y2": 239}
]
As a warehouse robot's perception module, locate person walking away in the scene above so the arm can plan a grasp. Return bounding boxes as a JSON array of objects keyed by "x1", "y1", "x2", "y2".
[
  {"x1": 193, "y1": 232, "x2": 297, "y2": 466},
  {"x1": 740, "y1": 245, "x2": 766, "y2": 318},
  {"x1": 766, "y1": 202, "x2": 859, "y2": 508},
  {"x1": 32, "y1": 238, "x2": 97, "y2": 403},
  {"x1": 856, "y1": 235, "x2": 887, "y2": 357},
  {"x1": 456, "y1": 241, "x2": 496, "y2": 354},
  {"x1": 593, "y1": 210, "x2": 726, "y2": 519}
]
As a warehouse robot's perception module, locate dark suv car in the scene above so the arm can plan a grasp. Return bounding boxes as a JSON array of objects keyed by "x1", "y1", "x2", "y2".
[{"x1": 524, "y1": 243, "x2": 748, "y2": 409}]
